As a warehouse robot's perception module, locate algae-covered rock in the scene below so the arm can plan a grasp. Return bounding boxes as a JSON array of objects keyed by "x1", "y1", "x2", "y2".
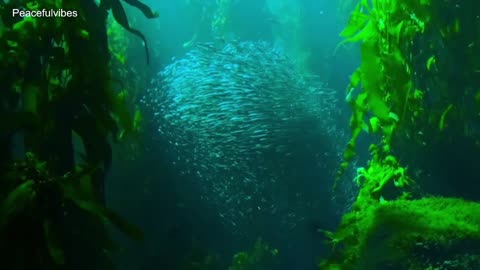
[{"x1": 321, "y1": 197, "x2": 480, "y2": 270}]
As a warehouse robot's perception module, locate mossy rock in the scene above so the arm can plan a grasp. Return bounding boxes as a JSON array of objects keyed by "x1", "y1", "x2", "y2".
[{"x1": 322, "y1": 197, "x2": 480, "y2": 269}]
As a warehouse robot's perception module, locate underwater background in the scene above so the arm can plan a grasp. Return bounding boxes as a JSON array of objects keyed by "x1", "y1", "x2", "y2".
[
  {"x1": 2, "y1": 0, "x2": 480, "y2": 270},
  {"x1": 109, "y1": 1, "x2": 357, "y2": 269}
]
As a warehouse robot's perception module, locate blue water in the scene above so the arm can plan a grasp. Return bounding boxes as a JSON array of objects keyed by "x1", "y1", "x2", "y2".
[{"x1": 107, "y1": 1, "x2": 360, "y2": 269}]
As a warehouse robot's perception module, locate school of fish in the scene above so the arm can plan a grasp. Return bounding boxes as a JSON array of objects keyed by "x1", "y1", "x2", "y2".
[{"x1": 142, "y1": 40, "x2": 342, "y2": 230}]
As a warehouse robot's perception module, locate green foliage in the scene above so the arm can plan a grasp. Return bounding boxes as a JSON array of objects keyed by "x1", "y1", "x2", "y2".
[
  {"x1": 353, "y1": 144, "x2": 411, "y2": 195},
  {"x1": 320, "y1": 196, "x2": 480, "y2": 269},
  {"x1": 107, "y1": 14, "x2": 147, "y2": 160},
  {"x1": 0, "y1": 0, "x2": 150, "y2": 144},
  {"x1": 107, "y1": 17, "x2": 130, "y2": 65},
  {"x1": 228, "y1": 238, "x2": 279, "y2": 270},
  {"x1": 108, "y1": 0, "x2": 158, "y2": 64},
  {"x1": 438, "y1": 103, "x2": 453, "y2": 131},
  {"x1": 0, "y1": 153, "x2": 143, "y2": 265},
  {"x1": 0, "y1": 0, "x2": 156, "y2": 268},
  {"x1": 337, "y1": 0, "x2": 432, "y2": 178},
  {"x1": 326, "y1": 0, "x2": 480, "y2": 268},
  {"x1": 327, "y1": 1, "x2": 440, "y2": 265}
]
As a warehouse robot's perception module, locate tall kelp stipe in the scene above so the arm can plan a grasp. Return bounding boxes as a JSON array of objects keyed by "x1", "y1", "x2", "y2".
[
  {"x1": 323, "y1": 0, "x2": 480, "y2": 269},
  {"x1": 335, "y1": 0, "x2": 432, "y2": 179},
  {"x1": 0, "y1": 0, "x2": 156, "y2": 269}
]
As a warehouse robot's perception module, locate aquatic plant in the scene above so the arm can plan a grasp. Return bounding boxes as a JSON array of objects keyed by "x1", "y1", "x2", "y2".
[
  {"x1": 228, "y1": 238, "x2": 279, "y2": 270},
  {"x1": 0, "y1": 152, "x2": 143, "y2": 265},
  {"x1": 324, "y1": 0, "x2": 480, "y2": 268},
  {"x1": 0, "y1": 0, "x2": 156, "y2": 268},
  {"x1": 107, "y1": 0, "x2": 158, "y2": 64},
  {"x1": 336, "y1": 0, "x2": 432, "y2": 178},
  {"x1": 108, "y1": 15, "x2": 131, "y2": 65},
  {"x1": 107, "y1": 17, "x2": 145, "y2": 160},
  {"x1": 320, "y1": 195, "x2": 480, "y2": 269}
]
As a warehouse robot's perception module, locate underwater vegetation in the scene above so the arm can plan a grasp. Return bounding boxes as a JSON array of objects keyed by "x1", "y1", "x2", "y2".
[
  {"x1": 2, "y1": 0, "x2": 480, "y2": 269},
  {"x1": 0, "y1": 152, "x2": 144, "y2": 265},
  {"x1": 0, "y1": 0, "x2": 156, "y2": 269},
  {"x1": 322, "y1": 0, "x2": 480, "y2": 269},
  {"x1": 228, "y1": 238, "x2": 279, "y2": 270},
  {"x1": 265, "y1": 0, "x2": 311, "y2": 72}
]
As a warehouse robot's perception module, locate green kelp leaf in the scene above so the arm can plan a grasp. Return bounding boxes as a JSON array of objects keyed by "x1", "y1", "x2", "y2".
[
  {"x1": 475, "y1": 90, "x2": 480, "y2": 108},
  {"x1": 350, "y1": 68, "x2": 362, "y2": 88},
  {"x1": 403, "y1": 24, "x2": 421, "y2": 38},
  {"x1": 412, "y1": 88, "x2": 424, "y2": 101},
  {"x1": 338, "y1": 20, "x2": 376, "y2": 49},
  {"x1": 7, "y1": 40, "x2": 18, "y2": 47},
  {"x1": 346, "y1": 69, "x2": 362, "y2": 103},
  {"x1": 13, "y1": 17, "x2": 38, "y2": 42},
  {"x1": 426, "y1": 56, "x2": 435, "y2": 70},
  {"x1": 122, "y1": 0, "x2": 159, "y2": 18},
  {"x1": 232, "y1": 252, "x2": 249, "y2": 265},
  {"x1": 393, "y1": 21, "x2": 404, "y2": 44},
  {"x1": 369, "y1": 94, "x2": 390, "y2": 122},
  {"x1": 60, "y1": 166, "x2": 98, "y2": 202},
  {"x1": 112, "y1": 90, "x2": 135, "y2": 140},
  {"x1": 112, "y1": 51, "x2": 126, "y2": 64},
  {"x1": 439, "y1": 104, "x2": 453, "y2": 131},
  {"x1": 63, "y1": 173, "x2": 142, "y2": 243},
  {"x1": 454, "y1": 19, "x2": 460, "y2": 33},
  {"x1": 335, "y1": 2, "x2": 375, "y2": 54},
  {"x1": 26, "y1": 1, "x2": 39, "y2": 10},
  {"x1": 360, "y1": 0, "x2": 372, "y2": 13},
  {"x1": 111, "y1": 0, "x2": 150, "y2": 64},
  {"x1": 43, "y1": 218, "x2": 65, "y2": 265},
  {"x1": 360, "y1": 43, "x2": 383, "y2": 95},
  {"x1": 391, "y1": 47, "x2": 405, "y2": 65},
  {"x1": 340, "y1": 7, "x2": 370, "y2": 38},
  {"x1": 369, "y1": 116, "x2": 380, "y2": 133},
  {"x1": 99, "y1": 206, "x2": 144, "y2": 241},
  {"x1": 69, "y1": 198, "x2": 143, "y2": 241},
  {"x1": 132, "y1": 109, "x2": 143, "y2": 133},
  {"x1": 77, "y1": 29, "x2": 90, "y2": 40},
  {"x1": 0, "y1": 180, "x2": 35, "y2": 230},
  {"x1": 389, "y1": 112, "x2": 399, "y2": 122}
]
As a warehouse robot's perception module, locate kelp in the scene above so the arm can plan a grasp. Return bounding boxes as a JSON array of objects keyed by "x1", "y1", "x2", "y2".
[
  {"x1": 336, "y1": 0, "x2": 432, "y2": 181},
  {"x1": 324, "y1": 0, "x2": 480, "y2": 267},
  {"x1": 0, "y1": 0, "x2": 157, "y2": 268},
  {"x1": 104, "y1": 0, "x2": 158, "y2": 64},
  {"x1": 123, "y1": 0, "x2": 158, "y2": 18},
  {"x1": 0, "y1": 153, "x2": 143, "y2": 265},
  {"x1": 106, "y1": 15, "x2": 146, "y2": 160},
  {"x1": 228, "y1": 238, "x2": 279, "y2": 270}
]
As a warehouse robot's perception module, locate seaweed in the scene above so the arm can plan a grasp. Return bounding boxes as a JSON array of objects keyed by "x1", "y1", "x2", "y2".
[
  {"x1": 324, "y1": 0, "x2": 480, "y2": 268},
  {"x1": 0, "y1": 0, "x2": 157, "y2": 268},
  {"x1": 106, "y1": 0, "x2": 158, "y2": 64}
]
